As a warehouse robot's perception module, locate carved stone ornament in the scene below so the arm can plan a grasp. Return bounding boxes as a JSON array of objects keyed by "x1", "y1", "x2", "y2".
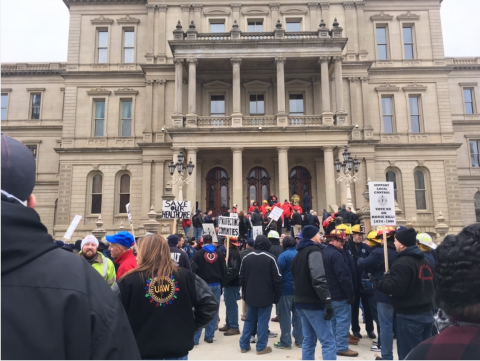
[
  {"x1": 319, "y1": 2, "x2": 330, "y2": 10},
  {"x1": 269, "y1": 3, "x2": 280, "y2": 11},
  {"x1": 91, "y1": 15, "x2": 114, "y2": 25},
  {"x1": 231, "y1": 3, "x2": 241, "y2": 11},
  {"x1": 157, "y1": 4, "x2": 168, "y2": 12},
  {"x1": 275, "y1": 57, "x2": 286, "y2": 64},
  {"x1": 87, "y1": 86, "x2": 111, "y2": 96},
  {"x1": 295, "y1": 158, "x2": 304, "y2": 164},
  {"x1": 342, "y1": 1, "x2": 355, "y2": 10},
  {"x1": 370, "y1": 11, "x2": 394, "y2": 21},
  {"x1": 308, "y1": 2, "x2": 318, "y2": 10},
  {"x1": 146, "y1": 4, "x2": 156, "y2": 12},
  {"x1": 402, "y1": 82, "x2": 427, "y2": 92},
  {"x1": 213, "y1": 159, "x2": 222, "y2": 165},
  {"x1": 354, "y1": 1, "x2": 365, "y2": 9},
  {"x1": 388, "y1": 161, "x2": 396, "y2": 167},
  {"x1": 114, "y1": 86, "x2": 139, "y2": 95},
  {"x1": 117, "y1": 15, "x2": 140, "y2": 24},
  {"x1": 193, "y1": 4, "x2": 203, "y2": 12},
  {"x1": 254, "y1": 158, "x2": 263, "y2": 165},
  {"x1": 121, "y1": 164, "x2": 128, "y2": 170},
  {"x1": 92, "y1": 164, "x2": 99, "y2": 171},
  {"x1": 181, "y1": 4, "x2": 191, "y2": 12},
  {"x1": 375, "y1": 83, "x2": 400, "y2": 92},
  {"x1": 397, "y1": 11, "x2": 420, "y2": 21}
]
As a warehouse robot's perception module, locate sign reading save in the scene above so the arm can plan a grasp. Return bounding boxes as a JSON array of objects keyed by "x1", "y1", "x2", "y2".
[{"x1": 162, "y1": 201, "x2": 191, "y2": 219}]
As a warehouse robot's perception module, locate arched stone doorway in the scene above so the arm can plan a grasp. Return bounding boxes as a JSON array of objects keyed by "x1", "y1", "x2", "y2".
[
  {"x1": 206, "y1": 167, "x2": 230, "y2": 216},
  {"x1": 247, "y1": 166, "x2": 271, "y2": 207},
  {"x1": 289, "y1": 166, "x2": 312, "y2": 209}
]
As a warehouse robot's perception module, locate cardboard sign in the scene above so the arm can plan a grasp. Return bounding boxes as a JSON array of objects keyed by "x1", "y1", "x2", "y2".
[
  {"x1": 229, "y1": 213, "x2": 238, "y2": 218},
  {"x1": 218, "y1": 216, "x2": 239, "y2": 237},
  {"x1": 369, "y1": 182, "x2": 396, "y2": 226},
  {"x1": 252, "y1": 226, "x2": 263, "y2": 240},
  {"x1": 126, "y1": 203, "x2": 133, "y2": 226},
  {"x1": 162, "y1": 201, "x2": 191, "y2": 219},
  {"x1": 268, "y1": 206, "x2": 284, "y2": 221},
  {"x1": 64, "y1": 215, "x2": 82, "y2": 240},
  {"x1": 202, "y1": 223, "x2": 218, "y2": 243}
]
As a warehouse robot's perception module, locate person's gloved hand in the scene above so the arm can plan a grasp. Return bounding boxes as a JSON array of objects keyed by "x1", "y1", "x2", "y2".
[
  {"x1": 362, "y1": 278, "x2": 374, "y2": 291},
  {"x1": 383, "y1": 271, "x2": 391, "y2": 282},
  {"x1": 324, "y1": 302, "x2": 334, "y2": 321},
  {"x1": 347, "y1": 297, "x2": 355, "y2": 305},
  {"x1": 368, "y1": 273, "x2": 377, "y2": 283}
]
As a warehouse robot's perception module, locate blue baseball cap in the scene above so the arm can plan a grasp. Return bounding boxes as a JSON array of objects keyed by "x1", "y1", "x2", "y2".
[{"x1": 106, "y1": 231, "x2": 135, "y2": 248}]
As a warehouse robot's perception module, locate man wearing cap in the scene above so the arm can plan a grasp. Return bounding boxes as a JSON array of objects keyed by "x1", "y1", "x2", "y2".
[
  {"x1": 78, "y1": 235, "x2": 116, "y2": 287},
  {"x1": 167, "y1": 234, "x2": 191, "y2": 270},
  {"x1": 192, "y1": 209, "x2": 204, "y2": 242},
  {"x1": 1, "y1": 134, "x2": 140, "y2": 359},
  {"x1": 373, "y1": 228, "x2": 435, "y2": 360},
  {"x1": 107, "y1": 231, "x2": 137, "y2": 280},
  {"x1": 267, "y1": 230, "x2": 283, "y2": 259}
]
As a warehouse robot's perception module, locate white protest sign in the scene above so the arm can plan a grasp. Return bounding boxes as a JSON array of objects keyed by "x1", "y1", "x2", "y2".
[
  {"x1": 369, "y1": 182, "x2": 396, "y2": 226},
  {"x1": 162, "y1": 201, "x2": 191, "y2": 219},
  {"x1": 202, "y1": 223, "x2": 218, "y2": 243},
  {"x1": 218, "y1": 216, "x2": 240, "y2": 237},
  {"x1": 268, "y1": 206, "x2": 284, "y2": 221},
  {"x1": 252, "y1": 226, "x2": 263, "y2": 240},
  {"x1": 64, "y1": 215, "x2": 82, "y2": 240},
  {"x1": 229, "y1": 213, "x2": 238, "y2": 218},
  {"x1": 126, "y1": 203, "x2": 133, "y2": 225}
]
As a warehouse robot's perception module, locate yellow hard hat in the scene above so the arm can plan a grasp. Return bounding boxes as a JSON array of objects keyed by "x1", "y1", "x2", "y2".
[
  {"x1": 336, "y1": 224, "x2": 352, "y2": 235},
  {"x1": 367, "y1": 230, "x2": 380, "y2": 242},
  {"x1": 351, "y1": 224, "x2": 365, "y2": 234}
]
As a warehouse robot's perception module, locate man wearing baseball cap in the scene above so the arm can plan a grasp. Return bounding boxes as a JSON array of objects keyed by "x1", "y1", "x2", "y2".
[
  {"x1": 107, "y1": 231, "x2": 137, "y2": 279},
  {"x1": 79, "y1": 234, "x2": 116, "y2": 287},
  {"x1": 1, "y1": 134, "x2": 140, "y2": 359}
]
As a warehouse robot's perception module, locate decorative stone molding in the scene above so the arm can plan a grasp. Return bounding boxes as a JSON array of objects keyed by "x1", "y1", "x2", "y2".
[
  {"x1": 114, "y1": 86, "x2": 138, "y2": 95},
  {"x1": 157, "y1": 4, "x2": 168, "y2": 12},
  {"x1": 308, "y1": 2, "x2": 318, "y2": 10},
  {"x1": 342, "y1": 1, "x2": 355, "y2": 10},
  {"x1": 192, "y1": 4, "x2": 202, "y2": 12},
  {"x1": 27, "y1": 87, "x2": 46, "y2": 92},
  {"x1": 186, "y1": 58, "x2": 198, "y2": 64},
  {"x1": 203, "y1": 80, "x2": 231, "y2": 89},
  {"x1": 254, "y1": 158, "x2": 263, "y2": 164},
  {"x1": 295, "y1": 158, "x2": 304, "y2": 164},
  {"x1": 230, "y1": 57, "x2": 242, "y2": 65},
  {"x1": 375, "y1": 83, "x2": 400, "y2": 92},
  {"x1": 1, "y1": 88, "x2": 12, "y2": 92},
  {"x1": 285, "y1": 79, "x2": 311, "y2": 87},
  {"x1": 121, "y1": 164, "x2": 128, "y2": 170},
  {"x1": 397, "y1": 11, "x2": 420, "y2": 21},
  {"x1": 319, "y1": 2, "x2": 330, "y2": 10},
  {"x1": 332, "y1": 56, "x2": 344, "y2": 62},
  {"x1": 370, "y1": 11, "x2": 394, "y2": 21},
  {"x1": 91, "y1": 15, "x2": 113, "y2": 25},
  {"x1": 275, "y1": 57, "x2": 286, "y2": 64},
  {"x1": 173, "y1": 58, "x2": 184, "y2": 65},
  {"x1": 181, "y1": 4, "x2": 191, "y2": 12},
  {"x1": 87, "y1": 86, "x2": 111, "y2": 96},
  {"x1": 360, "y1": 77, "x2": 370, "y2": 83},
  {"x1": 319, "y1": 56, "x2": 330, "y2": 63},
  {"x1": 402, "y1": 83, "x2": 427, "y2": 92},
  {"x1": 203, "y1": 8, "x2": 231, "y2": 15},
  {"x1": 312, "y1": 77, "x2": 321, "y2": 83},
  {"x1": 92, "y1": 164, "x2": 99, "y2": 171},
  {"x1": 416, "y1": 160, "x2": 425, "y2": 167},
  {"x1": 243, "y1": 80, "x2": 271, "y2": 89},
  {"x1": 146, "y1": 4, "x2": 156, "y2": 12},
  {"x1": 348, "y1": 77, "x2": 358, "y2": 83},
  {"x1": 354, "y1": 1, "x2": 365, "y2": 10},
  {"x1": 269, "y1": 3, "x2": 280, "y2": 11},
  {"x1": 213, "y1": 159, "x2": 222, "y2": 165},
  {"x1": 459, "y1": 82, "x2": 478, "y2": 86},
  {"x1": 145, "y1": 79, "x2": 154, "y2": 86},
  {"x1": 117, "y1": 15, "x2": 140, "y2": 24},
  {"x1": 388, "y1": 160, "x2": 396, "y2": 167},
  {"x1": 241, "y1": 8, "x2": 269, "y2": 16},
  {"x1": 231, "y1": 3, "x2": 241, "y2": 11},
  {"x1": 280, "y1": 7, "x2": 308, "y2": 15}
]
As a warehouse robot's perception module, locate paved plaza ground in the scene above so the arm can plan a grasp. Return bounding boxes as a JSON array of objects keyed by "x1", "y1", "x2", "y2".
[{"x1": 190, "y1": 296, "x2": 398, "y2": 360}]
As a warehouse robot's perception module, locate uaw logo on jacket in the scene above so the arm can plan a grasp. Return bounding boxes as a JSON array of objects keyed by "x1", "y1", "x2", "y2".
[
  {"x1": 204, "y1": 252, "x2": 218, "y2": 264},
  {"x1": 145, "y1": 274, "x2": 179, "y2": 307}
]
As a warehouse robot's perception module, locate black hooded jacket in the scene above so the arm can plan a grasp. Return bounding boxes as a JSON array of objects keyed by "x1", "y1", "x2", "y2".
[
  {"x1": 1, "y1": 196, "x2": 141, "y2": 360},
  {"x1": 239, "y1": 236, "x2": 282, "y2": 307},
  {"x1": 268, "y1": 237, "x2": 283, "y2": 259}
]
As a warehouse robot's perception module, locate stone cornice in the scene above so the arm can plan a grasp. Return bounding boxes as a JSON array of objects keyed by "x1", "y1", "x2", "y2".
[
  {"x1": 63, "y1": 0, "x2": 146, "y2": 8},
  {"x1": 114, "y1": 86, "x2": 139, "y2": 95},
  {"x1": 90, "y1": 15, "x2": 114, "y2": 25},
  {"x1": 87, "y1": 86, "x2": 111, "y2": 96},
  {"x1": 375, "y1": 143, "x2": 462, "y2": 150},
  {"x1": 375, "y1": 83, "x2": 400, "y2": 92},
  {"x1": 397, "y1": 11, "x2": 420, "y2": 21},
  {"x1": 55, "y1": 147, "x2": 143, "y2": 153},
  {"x1": 402, "y1": 83, "x2": 427, "y2": 92},
  {"x1": 370, "y1": 12, "x2": 394, "y2": 21},
  {"x1": 117, "y1": 15, "x2": 140, "y2": 25}
]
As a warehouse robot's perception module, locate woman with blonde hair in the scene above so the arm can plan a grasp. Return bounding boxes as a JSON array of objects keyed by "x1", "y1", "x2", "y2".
[{"x1": 118, "y1": 234, "x2": 218, "y2": 360}]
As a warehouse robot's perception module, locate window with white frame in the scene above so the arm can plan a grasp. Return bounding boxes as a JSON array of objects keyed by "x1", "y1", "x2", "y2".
[
  {"x1": 414, "y1": 170, "x2": 427, "y2": 210},
  {"x1": 97, "y1": 30, "x2": 108, "y2": 63},
  {"x1": 94, "y1": 100, "x2": 106, "y2": 137},
  {"x1": 381, "y1": 96, "x2": 394, "y2": 133},
  {"x1": 119, "y1": 174, "x2": 130, "y2": 213},
  {"x1": 289, "y1": 94, "x2": 304, "y2": 115},
  {"x1": 210, "y1": 20, "x2": 225, "y2": 33},
  {"x1": 376, "y1": 26, "x2": 388, "y2": 60},
  {"x1": 30, "y1": 93, "x2": 42, "y2": 119},
  {"x1": 286, "y1": 20, "x2": 301, "y2": 32},
  {"x1": 248, "y1": 21, "x2": 263, "y2": 32},
  {"x1": 403, "y1": 26, "x2": 414, "y2": 59},
  {"x1": 470, "y1": 140, "x2": 480, "y2": 168},
  {"x1": 120, "y1": 100, "x2": 132, "y2": 137},
  {"x1": 409, "y1": 96, "x2": 421, "y2": 133},
  {"x1": 249, "y1": 94, "x2": 265, "y2": 115},
  {"x1": 211, "y1": 95, "x2": 225, "y2": 116},
  {"x1": 464, "y1": 88, "x2": 475, "y2": 114},
  {"x1": 123, "y1": 30, "x2": 135, "y2": 63},
  {"x1": 386, "y1": 171, "x2": 398, "y2": 201},
  {"x1": 1, "y1": 93, "x2": 8, "y2": 120},
  {"x1": 91, "y1": 174, "x2": 103, "y2": 214}
]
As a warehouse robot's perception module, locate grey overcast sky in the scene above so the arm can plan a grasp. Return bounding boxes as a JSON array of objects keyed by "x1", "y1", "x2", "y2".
[{"x1": 1, "y1": 0, "x2": 479, "y2": 63}]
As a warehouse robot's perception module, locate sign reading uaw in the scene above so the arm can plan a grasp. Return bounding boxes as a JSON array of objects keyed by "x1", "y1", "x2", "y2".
[
  {"x1": 162, "y1": 201, "x2": 191, "y2": 219},
  {"x1": 368, "y1": 182, "x2": 396, "y2": 226}
]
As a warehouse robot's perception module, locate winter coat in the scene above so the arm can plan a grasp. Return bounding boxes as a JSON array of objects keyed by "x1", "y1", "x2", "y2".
[
  {"x1": 191, "y1": 244, "x2": 227, "y2": 285},
  {"x1": 293, "y1": 205, "x2": 303, "y2": 214},
  {"x1": 250, "y1": 211, "x2": 262, "y2": 226},
  {"x1": 182, "y1": 244, "x2": 197, "y2": 261},
  {"x1": 322, "y1": 244, "x2": 354, "y2": 301},
  {"x1": 192, "y1": 213, "x2": 203, "y2": 228},
  {"x1": 204, "y1": 214, "x2": 213, "y2": 224},
  {"x1": 1, "y1": 196, "x2": 140, "y2": 360},
  {"x1": 305, "y1": 214, "x2": 316, "y2": 226},
  {"x1": 322, "y1": 211, "x2": 331, "y2": 222},
  {"x1": 282, "y1": 203, "x2": 292, "y2": 218},
  {"x1": 303, "y1": 194, "x2": 310, "y2": 207},
  {"x1": 347, "y1": 239, "x2": 371, "y2": 294},
  {"x1": 79, "y1": 251, "x2": 117, "y2": 287},
  {"x1": 170, "y1": 245, "x2": 192, "y2": 271},
  {"x1": 342, "y1": 243, "x2": 359, "y2": 291},
  {"x1": 182, "y1": 218, "x2": 192, "y2": 228},
  {"x1": 239, "y1": 216, "x2": 250, "y2": 237},
  {"x1": 114, "y1": 249, "x2": 138, "y2": 280},
  {"x1": 337, "y1": 208, "x2": 350, "y2": 221},
  {"x1": 268, "y1": 238, "x2": 283, "y2": 259},
  {"x1": 291, "y1": 212, "x2": 303, "y2": 226},
  {"x1": 277, "y1": 247, "x2": 297, "y2": 295},
  {"x1": 225, "y1": 247, "x2": 242, "y2": 287}
]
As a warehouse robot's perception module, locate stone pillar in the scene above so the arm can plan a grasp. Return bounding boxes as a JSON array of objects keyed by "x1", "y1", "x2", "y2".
[
  {"x1": 231, "y1": 3, "x2": 241, "y2": 24},
  {"x1": 348, "y1": 77, "x2": 359, "y2": 132},
  {"x1": 232, "y1": 148, "x2": 243, "y2": 211},
  {"x1": 186, "y1": 58, "x2": 198, "y2": 127},
  {"x1": 361, "y1": 77, "x2": 373, "y2": 139},
  {"x1": 320, "y1": 2, "x2": 330, "y2": 25},
  {"x1": 154, "y1": 160, "x2": 165, "y2": 210},
  {"x1": 365, "y1": 158, "x2": 375, "y2": 181},
  {"x1": 269, "y1": 3, "x2": 280, "y2": 30},
  {"x1": 323, "y1": 147, "x2": 337, "y2": 212},
  {"x1": 171, "y1": 149, "x2": 181, "y2": 202},
  {"x1": 173, "y1": 58, "x2": 184, "y2": 128},
  {"x1": 319, "y1": 57, "x2": 334, "y2": 125},
  {"x1": 186, "y1": 149, "x2": 197, "y2": 211},
  {"x1": 355, "y1": 1, "x2": 368, "y2": 60},
  {"x1": 277, "y1": 147, "x2": 289, "y2": 204},
  {"x1": 193, "y1": 4, "x2": 202, "y2": 30},
  {"x1": 142, "y1": 161, "x2": 152, "y2": 219},
  {"x1": 156, "y1": 5, "x2": 168, "y2": 63},
  {"x1": 308, "y1": 3, "x2": 318, "y2": 31},
  {"x1": 275, "y1": 57, "x2": 288, "y2": 126},
  {"x1": 343, "y1": 1, "x2": 357, "y2": 61},
  {"x1": 145, "y1": 4, "x2": 156, "y2": 63},
  {"x1": 144, "y1": 80, "x2": 153, "y2": 142},
  {"x1": 156, "y1": 79, "x2": 166, "y2": 142},
  {"x1": 181, "y1": 4, "x2": 191, "y2": 28},
  {"x1": 231, "y1": 58, "x2": 243, "y2": 126},
  {"x1": 334, "y1": 57, "x2": 348, "y2": 125},
  {"x1": 144, "y1": 205, "x2": 161, "y2": 234}
]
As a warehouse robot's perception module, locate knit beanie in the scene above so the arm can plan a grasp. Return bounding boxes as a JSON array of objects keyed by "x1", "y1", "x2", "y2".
[
  {"x1": 167, "y1": 234, "x2": 179, "y2": 246},
  {"x1": 395, "y1": 228, "x2": 417, "y2": 247},
  {"x1": 302, "y1": 225, "x2": 320, "y2": 240},
  {"x1": 81, "y1": 235, "x2": 99, "y2": 249}
]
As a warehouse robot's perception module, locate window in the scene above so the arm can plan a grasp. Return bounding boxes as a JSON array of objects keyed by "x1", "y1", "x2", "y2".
[
  {"x1": 97, "y1": 30, "x2": 108, "y2": 63},
  {"x1": 414, "y1": 170, "x2": 427, "y2": 210},
  {"x1": 289, "y1": 94, "x2": 304, "y2": 115},
  {"x1": 121, "y1": 100, "x2": 132, "y2": 137},
  {"x1": 210, "y1": 20, "x2": 225, "y2": 33},
  {"x1": 211, "y1": 95, "x2": 225, "y2": 116},
  {"x1": 1, "y1": 93, "x2": 7, "y2": 120},
  {"x1": 30, "y1": 94, "x2": 41, "y2": 119},
  {"x1": 249, "y1": 94, "x2": 265, "y2": 115},
  {"x1": 26, "y1": 145, "x2": 37, "y2": 161},
  {"x1": 94, "y1": 100, "x2": 105, "y2": 137},
  {"x1": 403, "y1": 26, "x2": 414, "y2": 59},
  {"x1": 91, "y1": 174, "x2": 103, "y2": 214},
  {"x1": 475, "y1": 192, "x2": 480, "y2": 222},
  {"x1": 386, "y1": 171, "x2": 398, "y2": 201},
  {"x1": 123, "y1": 30, "x2": 134, "y2": 63},
  {"x1": 248, "y1": 21, "x2": 263, "y2": 32},
  {"x1": 381, "y1": 97, "x2": 394, "y2": 133},
  {"x1": 119, "y1": 174, "x2": 130, "y2": 213},
  {"x1": 464, "y1": 88, "x2": 475, "y2": 114},
  {"x1": 286, "y1": 21, "x2": 301, "y2": 32},
  {"x1": 409, "y1": 96, "x2": 421, "y2": 133},
  {"x1": 470, "y1": 140, "x2": 480, "y2": 168},
  {"x1": 376, "y1": 27, "x2": 388, "y2": 60}
]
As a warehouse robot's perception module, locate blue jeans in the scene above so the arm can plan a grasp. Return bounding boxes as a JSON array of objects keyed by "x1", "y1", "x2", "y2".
[
  {"x1": 331, "y1": 300, "x2": 351, "y2": 352},
  {"x1": 193, "y1": 227, "x2": 203, "y2": 241},
  {"x1": 224, "y1": 286, "x2": 240, "y2": 330},
  {"x1": 194, "y1": 284, "x2": 221, "y2": 343},
  {"x1": 368, "y1": 295, "x2": 381, "y2": 346},
  {"x1": 239, "y1": 305, "x2": 272, "y2": 352},
  {"x1": 183, "y1": 226, "x2": 190, "y2": 237},
  {"x1": 396, "y1": 316, "x2": 433, "y2": 360},
  {"x1": 377, "y1": 302, "x2": 395, "y2": 360},
  {"x1": 277, "y1": 295, "x2": 303, "y2": 347},
  {"x1": 298, "y1": 308, "x2": 337, "y2": 360},
  {"x1": 247, "y1": 229, "x2": 252, "y2": 239}
]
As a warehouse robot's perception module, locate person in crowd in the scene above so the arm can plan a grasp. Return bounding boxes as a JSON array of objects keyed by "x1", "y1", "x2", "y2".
[
  {"x1": 248, "y1": 201, "x2": 258, "y2": 213},
  {"x1": 305, "y1": 210, "x2": 316, "y2": 226},
  {"x1": 348, "y1": 225, "x2": 375, "y2": 340},
  {"x1": 323, "y1": 215, "x2": 336, "y2": 235},
  {"x1": 293, "y1": 201, "x2": 303, "y2": 214},
  {"x1": 373, "y1": 228, "x2": 435, "y2": 360},
  {"x1": 267, "y1": 230, "x2": 283, "y2": 259},
  {"x1": 275, "y1": 236, "x2": 303, "y2": 350},
  {"x1": 282, "y1": 200, "x2": 292, "y2": 232},
  {"x1": 268, "y1": 193, "x2": 277, "y2": 207},
  {"x1": 323, "y1": 229, "x2": 358, "y2": 357},
  {"x1": 192, "y1": 209, "x2": 204, "y2": 241},
  {"x1": 322, "y1": 208, "x2": 332, "y2": 222},
  {"x1": 182, "y1": 237, "x2": 197, "y2": 261},
  {"x1": 291, "y1": 208, "x2": 303, "y2": 237},
  {"x1": 313, "y1": 211, "x2": 321, "y2": 228},
  {"x1": 303, "y1": 192, "x2": 311, "y2": 213},
  {"x1": 117, "y1": 234, "x2": 218, "y2": 360},
  {"x1": 191, "y1": 234, "x2": 227, "y2": 344},
  {"x1": 406, "y1": 223, "x2": 480, "y2": 360},
  {"x1": 239, "y1": 235, "x2": 282, "y2": 355},
  {"x1": 416, "y1": 233, "x2": 437, "y2": 268},
  {"x1": 182, "y1": 217, "x2": 192, "y2": 237},
  {"x1": 107, "y1": 231, "x2": 137, "y2": 280},
  {"x1": 347, "y1": 207, "x2": 359, "y2": 225},
  {"x1": 204, "y1": 210, "x2": 214, "y2": 224},
  {"x1": 232, "y1": 204, "x2": 238, "y2": 213},
  {"x1": 262, "y1": 208, "x2": 273, "y2": 236},
  {"x1": 73, "y1": 239, "x2": 82, "y2": 254},
  {"x1": 260, "y1": 200, "x2": 269, "y2": 217},
  {"x1": 291, "y1": 225, "x2": 336, "y2": 360},
  {"x1": 251, "y1": 207, "x2": 263, "y2": 228},
  {"x1": 337, "y1": 205, "x2": 349, "y2": 222},
  {"x1": 1, "y1": 134, "x2": 140, "y2": 359},
  {"x1": 167, "y1": 234, "x2": 192, "y2": 270},
  {"x1": 78, "y1": 234, "x2": 116, "y2": 287},
  {"x1": 240, "y1": 238, "x2": 255, "y2": 322},
  {"x1": 238, "y1": 211, "x2": 250, "y2": 248}
]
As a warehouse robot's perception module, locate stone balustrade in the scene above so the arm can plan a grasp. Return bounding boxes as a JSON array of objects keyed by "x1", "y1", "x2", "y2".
[
  {"x1": 288, "y1": 115, "x2": 322, "y2": 126},
  {"x1": 242, "y1": 116, "x2": 277, "y2": 127},
  {"x1": 197, "y1": 116, "x2": 232, "y2": 127}
]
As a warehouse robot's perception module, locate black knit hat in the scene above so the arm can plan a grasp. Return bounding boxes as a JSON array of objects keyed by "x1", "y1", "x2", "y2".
[{"x1": 395, "y1": 228, "x2": 417, "y2": 247}]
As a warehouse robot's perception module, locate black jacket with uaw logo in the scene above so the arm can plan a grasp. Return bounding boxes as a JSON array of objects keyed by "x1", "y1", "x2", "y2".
[{"x1": 375, "y1": 246, "x2": 434, "y2": 315}]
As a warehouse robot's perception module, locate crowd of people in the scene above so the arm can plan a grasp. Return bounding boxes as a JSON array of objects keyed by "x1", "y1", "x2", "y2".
[{"x1": 2, "y1": 133, "x2": 480, "y2": 360}]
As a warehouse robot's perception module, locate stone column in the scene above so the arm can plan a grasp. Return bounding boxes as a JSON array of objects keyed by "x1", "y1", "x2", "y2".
[
  {"x1": 343, "y1": 1, "x2": 357, "y2": 61},
  {"x1": 232, "y1": 148, "x2": 244, "y2": 211},
  {"x1": 145, "y1": 5, "x2": 156, "y2": 63},
  {"x1": 186, "y1": 58, "x2": 198, "y2": 127},
  {"x1": 320, "y1": 2, "x2": 330, "y2": 25},
  {"x1": 307, "y1": 3, "x2": 318, "y2": 30},
  {"x1": 348, "y1": 77, "x2": 358, "y2": 127},
  {"x1": 156, "y1": 5, "x2": 168, "y2": 63},
  {"x1": 154, "y1": 160, "x2": 165, "y2": 210},
  {"x1": 275, "y1": 57, "x2": 288, "y2": 126},
  {"x1": 231, "y1": 3, "x2": 241, "y2": 24},
  {"x1": 319, "y1": 57, "x2": 334, "y2": 125},
  {"x1": 334, "y1": 57, "x2": 348, "y2": 125},
  {"x1": 144, "y1": 80, "x2": 153, "y2": 142},
  {"x1": 186, "y1": 149, "x2": 197, "y2": 211},
  {"x1": 193, "y1": 4, "x2": 203, "y2": 30},
  {"x1": 181, "y1": 4, "x2": 191, "y2": 28},
  {"x1": 171, "y1": 149, "x2": 181, "y2": 201},
  {"x1": 231, "y1": 58, "x2": 243, "y2": 126},
  {"x1": 361, "y1": 77, "x2": 373, "y2": 139},
  {"x1": 142, "y1": 161, "x2": 152, "y2": 219},
  {"x1": 355, "y1": 1, "x2": 368, "y2": 60},
  {"x1": 156, "y1": 79, "x2": 166, "y2": 142},
  {"x1": 277, "y1": 147, "x2": 289, "y2": 204},
  {"x1": 323, "y1": 147, "x2": 337, "y2": 212},
  {"x1": 173, "y1": 58, "x2": 184, "y2": 128},
  {"x1": 269, "y1": 3, "x2": 280, "y2": 30}
]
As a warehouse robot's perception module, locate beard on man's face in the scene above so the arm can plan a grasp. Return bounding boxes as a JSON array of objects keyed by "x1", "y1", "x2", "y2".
[{"x1": 83, "y1": 249, "x2": 97, "y2": 261}]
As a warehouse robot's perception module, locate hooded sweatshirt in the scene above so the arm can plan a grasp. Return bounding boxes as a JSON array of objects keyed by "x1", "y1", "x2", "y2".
[{"x1": 191, "y1": 243, "x2": 227, "y2": 285}]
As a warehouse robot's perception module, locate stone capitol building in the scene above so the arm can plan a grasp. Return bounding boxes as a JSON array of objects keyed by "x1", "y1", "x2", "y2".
[{"x1": 2, "y1": 0, "x2": 479, "y2": 240}]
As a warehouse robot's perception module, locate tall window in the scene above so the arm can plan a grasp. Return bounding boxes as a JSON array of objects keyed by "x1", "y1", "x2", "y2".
[
  {"x1": 470, "y1": 140, "x2": 480, "y2": 168},
  {"x1": 409, "y1": 96, "x2": 421, "y2": 133},
  {"x1": 123, "y1": 30, "x2": 134, "y2": 63},
  {"x1": 210, "y1": 20, "x2": 225, "y2": 33},
  {"x1": 1, "y1": 93, "x2": 8, "y2": 120},
  {"x1": 286, "y1": 21, "x2": 301, "y2": 31},
  {"x1": 248, "y1": 21, "x2": 263, "y2": 32},
  {"x1": 119, "y1": 174, "x2": 130, "y2": 213},
  {"x1": 30, "y1": 94, "x2": 41, "y2": 119},
  {"x1": 91, "y1": 174, "x2": 103, "y2": 214},
  {"x1": 475, "y1": 192, "x2": 480, "y2": 222},
  {"x1": 464, "y1": 88, "x2": 475, "y2": 114},
  {"x1": 381, "y1": 97, "x2": 394, "y2": 133},
  {"x1": 249, "y1": 94, "x2": 265, "y2": 115},
  {"x1": 121, "y1": 100, "x2": 132, "y2": 137},
  {"x1": 403, "y1": 26, "x2": 414, "y2": 59},
  {"x1": 26, "y1": 145, "x2": 37, "y2": 161},
  {"x1": 376, "y1": 27, "x2": 388, "y2": 60},
  {"x1": 386, "y1": 171, "x2": 398, "y2": 201},
  {"x1": 414, "y1": 170, "x2": 427, "y2": 210},
  {"x1": 97, "y1": 30, "x2": 108, "y2": 63},
  {"x1": 211, "y1": 95, "x2": 225, "y2": 116},
  {"x1": 94, "y1": 100, "x2": 105, "y2": 137},
  {"x1": 289, "y1": 94, "x2": 304, "y2": 115}
]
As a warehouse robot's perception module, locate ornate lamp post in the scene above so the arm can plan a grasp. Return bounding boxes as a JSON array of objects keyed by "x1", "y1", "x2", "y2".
[
  {"x1": 334, "y1": 145, "x2": 361, "y2": 211},
  {"x1": 168, "y1": 151, "x2": 195, "y2": 202}
]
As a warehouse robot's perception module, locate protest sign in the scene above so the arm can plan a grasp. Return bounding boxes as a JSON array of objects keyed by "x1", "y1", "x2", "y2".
[
  {"x1": 229, "y1": 213, "x2": 238, "y2": 218},
  {"x1": 64, "y1": 215, "x2": 82, "y2": 240},
  {"x1": 162, "y1": 201, "x2": 191, "y2": 219},
  {"x1": 218, "y1": 216, "x2": 239, "y2": 237},
  {"x1": 252, "y1": 226, "x2": 263, "y2": 240},
  {"x1": 369, "y1": 182, "x2": 396, "y2": 226},
  {"x1": 126, "y1": 203, "x2": 133, "y2": 226},
  {"x1": 202, "y1": 223, "x2": 218, "y2": 243},
  {"x1": 268, "y1": 207, "x2": 284, "y2": 221}
]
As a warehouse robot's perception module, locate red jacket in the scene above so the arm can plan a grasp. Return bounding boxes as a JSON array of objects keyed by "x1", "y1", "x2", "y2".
[
  {"x1": 114, "y1": 249, "x2": 137, "y2": 280},
  {"x1": 282, "y1": 203, "x2": 292, "y2": 218},
  {"x1": 248, "y1": 205, "x2": 256, "y2": 213},
  {"x1": 182, "y1": 219, "x2": 191, "y2": 228},
  {"x1": 260, "y1": 204, "x2": 269, "y2": 217},
  {"x1": 293, "y1": 205, "x2": 303, "y2": 214}
]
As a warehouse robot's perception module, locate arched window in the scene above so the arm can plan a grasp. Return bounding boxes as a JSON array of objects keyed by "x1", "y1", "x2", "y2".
[
  {"x1": 414, "y1": 170, "x2": 427, "y2": 210},
  {"x1": 206, "y1": 167, "x2": 230, "y2": 215},
  {"x1": 91, "y1": 174, "x2": 103, "y2": 214},
  {"x1": 119, "y1": 174, "x2": 130, "y2": 213},
  {"x1": 386, "y1": 171, "x2": 398, "y2": 201},
  {"x1": 475, "y1": 192, "x2": 480, "y2": 222},
  {"x1": 289, "y1": 166, "x2": 312, "y2": 207},
  {"x1": 247, "y1": 167, "x2": 270, "y2": 206}
]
